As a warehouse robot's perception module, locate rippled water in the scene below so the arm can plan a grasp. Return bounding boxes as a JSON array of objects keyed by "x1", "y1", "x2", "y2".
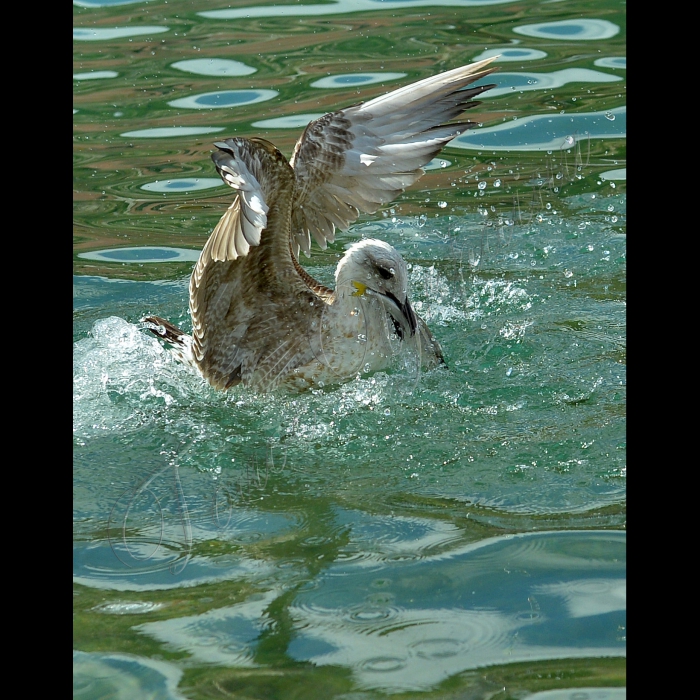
[{"x1": 74, "y1": 0, "x2": 625, "y2": 697}]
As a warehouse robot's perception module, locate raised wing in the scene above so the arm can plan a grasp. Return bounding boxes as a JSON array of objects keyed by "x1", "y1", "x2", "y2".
[
  {"x1": 189, "y1": 137, "x2": 325, "y2": 391},
  {"x1": 289, "y1": 57, "x2": 498, "y2": 256}
]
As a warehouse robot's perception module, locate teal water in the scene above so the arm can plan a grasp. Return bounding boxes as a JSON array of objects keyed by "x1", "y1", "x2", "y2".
[{"x1": 73, "y1": 1, "x2": 625, "y2": 697}]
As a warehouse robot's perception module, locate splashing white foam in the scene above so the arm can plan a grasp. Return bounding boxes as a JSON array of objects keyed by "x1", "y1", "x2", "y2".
[{"x1": 73, "y1": 316, "x2": 204, "y2": 439}]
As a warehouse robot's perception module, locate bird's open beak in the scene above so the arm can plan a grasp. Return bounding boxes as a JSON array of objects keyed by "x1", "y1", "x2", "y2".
[
  {"x1": 352, "y1": 281, "x2": 417, "y2": 338},
  {"x1": 377, "y1": 291, "x2": 418, "y2": 338}
]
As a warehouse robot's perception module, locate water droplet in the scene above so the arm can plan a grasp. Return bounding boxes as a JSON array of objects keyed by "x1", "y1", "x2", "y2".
[
  {"x1": 564, "y1": 269, "x2": 574, "y2": 278},
  {"x1": 493, "y1": 179, "x2": 501, "y2": 187},
  {"x1": 477, "y1": 181, "x2": 487, "y2": 190},
  {"x1": 437, "y1": 201, "x2": 447, "y2": 208}
]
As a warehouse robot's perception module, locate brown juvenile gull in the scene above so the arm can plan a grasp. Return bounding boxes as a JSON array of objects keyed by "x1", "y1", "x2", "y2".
[{"x1": 144, "y1": 58, "x2": 497, "y2": 391}]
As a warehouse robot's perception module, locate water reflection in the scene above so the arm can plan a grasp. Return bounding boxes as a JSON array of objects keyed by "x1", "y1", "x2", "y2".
[
  {"x1": 199, "y1": 0, "x2": 519, "y2": 20},
  {"x1": 120, "y1": 126, "x2": 225, "y2": 138},
  {"x1": 453, "y1": 106, "x2": 626, "y2": 151},
  {"x1": 513, "y1": 19, "x2": 620, "y2": 40},
  {"x1": 104, "y1": 526, "x2": 625, "y2": 693},
  {"x1": 167, "y1": 89, "x2": 277, "y2": 110},
  {"x1": 140, "y1": 178, "x2": 224, "y2": 193},
  {"x1": 424, "y1": 158, "x2": 451, "y2": 170},
  {"x1": 73, "y1": 26, "x2": 169, "y2": 40},
  {"x1": 136, "y1": 590, "x2": 281, "y2": 667},
  {"x1": 527, "y1": 690, "x2": 626, "y2": 700},
  {"x1": 73, "y1": 650, "x2": 186, "y2": 700},
  {"x1": 286, "y1": 530, "x2": 625, "y2": 691},
  {"x1": 73, "y1": 534, "x2": 279, "y2": 591},
  {"x1": 476, "y1": 68, "x2": 622, "y2": 98},
  {"x1": 74, "y1": 0, "x2": 148, "y2": 6},
  {"x1": 474, "y1": 46, "x2": 547, "y2": 62},
  {"x1": 600, "y1": 168, "x2": 626, "y2": 181},
  {"x1": 77, "y1": 247, "x2": 201, "y2": 263},
  {"x1": 252, "y1": 113, "x2": 325, "y2": 129},
  {"x1": 311, "y1": 72, "x2": 406, "y2": 88},
  {"x1": 73, "y1": 70, "x2": 118, "y2": 80},
  {"x1": 170, "y1": 58, "x2": 257, "y2": 77},
  {"x1": 595, "y1": 56, "x2": 627, "y2": 70}
]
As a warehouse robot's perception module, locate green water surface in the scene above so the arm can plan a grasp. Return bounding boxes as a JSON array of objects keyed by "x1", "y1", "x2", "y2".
[{"x1": 74, "y1": 1, "x2": 625, "y2": 697}]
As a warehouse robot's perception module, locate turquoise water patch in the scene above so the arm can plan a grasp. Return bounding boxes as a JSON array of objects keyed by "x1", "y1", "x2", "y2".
[
  {"x1": 74, "y1": 0, "x2": 148, "y2": 6},
  {"x1": 311, "y1": 72, "x2": 406, "y2": 88},
  {"x1": 120, "y1": 126, "x2": 225, "y2": 138},
  {"x1": 424, "y1": 158, "x2": 452, "y2": 170},
  {"x1": 473, "y1": 47, "x2": 547, "y2": 62},
  {"x1": 78, "y1": 247, "x2": 201, "y2": 263},
  {"x1": 252, "y1": 113, "x2": 325, "y2": 129},
  {"x1": 73, "y1": 26, "x2": 169, "y2": 41},
  {"x1": 136, "y1": 589, "x2": 281, "y2": 667},
  {"x1": 73, "y1": 651, "x2": 186, "y2": 700},
  {"x1": 453, "y1": 106, "x2": 625, "y2": 151},
  {"x1": 287, "y1": 530, "x2": 625, "y2": 691},
  {"x1": 600, "y1": 168, "x2": 626, "y2": 181},
  {"x1": 73, "y1": 70, "x2": 118, "y2": 80},
  {"x1": 199, "y1": 0, "x2": 518, "y2": 20},
  {"x1": 140, "y1": 178, "x2": 224, "y2": 194},
  {"x1": 477, "y1": 68, "x2": 622, "y2": 98},
  {"x1": 513, "y1": 19, "x2": 619, "y2": 40},
  {"x1": 168, "y1": 89, "x2": 277, "y2": 110},
  {"x1": 595, "y1": 56, "x2": 626, "y2": 70},
  {"x1": 170, "y1": 58, "x2": 257, "y2": 77},
  {"x1": 526, "y1": 690, "x2": 626, "y2": 700}
]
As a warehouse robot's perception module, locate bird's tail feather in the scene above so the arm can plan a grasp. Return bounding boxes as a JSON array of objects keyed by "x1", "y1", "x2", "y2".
[{"x1": 142, "y1": 316, "x2": 196, "y2": 367}]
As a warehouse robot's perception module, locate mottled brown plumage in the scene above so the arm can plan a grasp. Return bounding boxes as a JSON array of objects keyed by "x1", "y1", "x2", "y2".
[{"x1": 144, "y1": 58, "x2": 497, "y2": 391}]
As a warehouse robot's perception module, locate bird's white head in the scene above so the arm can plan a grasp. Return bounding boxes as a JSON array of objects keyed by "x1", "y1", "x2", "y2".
[{"x1": 335, "y1": 238, "x2": 417, "y2": 337}]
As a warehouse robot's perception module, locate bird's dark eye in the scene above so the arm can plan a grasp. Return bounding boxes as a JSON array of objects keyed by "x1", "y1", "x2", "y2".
[{"x1": 377, "y1": 266, "x2": 394, "y2": 280}]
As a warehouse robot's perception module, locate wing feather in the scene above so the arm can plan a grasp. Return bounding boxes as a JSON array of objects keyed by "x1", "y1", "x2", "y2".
[
  {"x1": 289, "y1": 57, "x2": 498, "y2": 255},
  {"x1": 188, "y1": 137, "x2": 328, "y2": 390}
]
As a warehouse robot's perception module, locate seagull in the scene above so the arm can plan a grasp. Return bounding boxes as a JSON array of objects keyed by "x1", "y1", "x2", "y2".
[{"x1": 144, "y1": 58, "x2": 497, "y2": 391}]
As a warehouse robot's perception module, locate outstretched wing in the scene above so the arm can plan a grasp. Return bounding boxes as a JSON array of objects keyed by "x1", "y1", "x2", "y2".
[
  {"x1": 289, "y1": 57, "x2": 498, "y2": 257},
  {"x1": 189, "y1": 137, "x2": 326, "y2": 391}
]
